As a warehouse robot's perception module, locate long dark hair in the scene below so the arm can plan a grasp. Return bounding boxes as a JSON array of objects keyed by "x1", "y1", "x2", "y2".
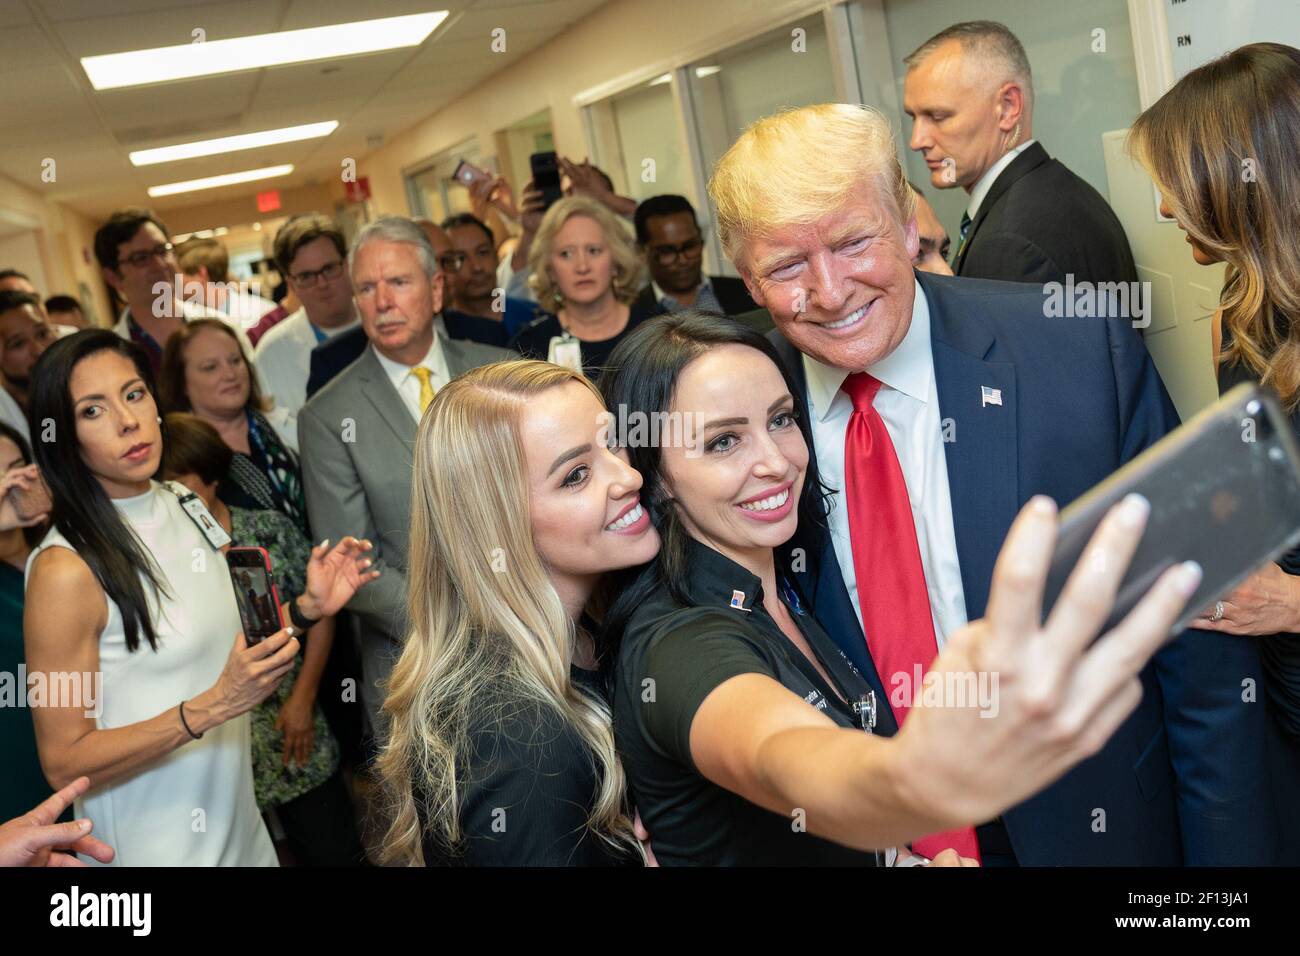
[
  {"x1": 29, "y1": 329, "x2": 170, "y2": 652},
  {"x1": 1129, "y1": 42, "x2": 1300, "y2": 408},
  {"x1": 598, "y1": 311, "x2": 830, "y2": 648}
]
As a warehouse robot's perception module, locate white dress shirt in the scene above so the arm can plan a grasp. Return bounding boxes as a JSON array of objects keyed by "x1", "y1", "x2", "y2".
[
  {"x1": 254, "y1": 306, "x2": 360, "y2": 419},
  {"x1": 371, "y1": 328, "x2": 451, "y2": 422},
  {"x1": 965, "y1": 139, "x2": 1037, "y2": 222},
  {"x1": 803, "y1": 279, "x2": 968, "y2": 648}
]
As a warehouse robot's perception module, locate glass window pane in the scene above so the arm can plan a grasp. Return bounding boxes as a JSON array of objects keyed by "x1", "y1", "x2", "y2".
[
  {"x1": 688, "y1": 14, "x2": 836, "y2": 175},
  {"x1": 884, "y1": 0, "x2": 1141, "y2": 238},
  {"x1": 405, "y1": 141, "x2": 483, "y2": 220},
  {"x1": 607, "y1": 77, "x2": 691, "y2": 202}
]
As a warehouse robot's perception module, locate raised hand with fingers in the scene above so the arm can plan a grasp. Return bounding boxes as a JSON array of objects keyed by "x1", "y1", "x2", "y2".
[
  {"x1": 0, "y1": 776, "x2": 115, "y2": 867},
  {"x1": 893, "y1": 494, "x2": 1203, "y2": 832},
  {"x1": 296, "y1": 536, "x2": 380, "y2": 621}
]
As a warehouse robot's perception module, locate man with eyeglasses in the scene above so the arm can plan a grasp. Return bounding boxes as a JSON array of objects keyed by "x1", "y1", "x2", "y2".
[
  {"x1": 254, "y1": 215, "x2": 361, "y2": 421},
  {"x1": 0, "y1": 291, "x2": 58, "y2": 443},
  {"x1": 439, "y1": 213, "x2": 534, "y2": 339},
  {"x1": 94, "y1": 208, "x2": 248, "y2": 376},
  {"x1": 631, "y1": 195, "x2": 757, "y2": 319}
]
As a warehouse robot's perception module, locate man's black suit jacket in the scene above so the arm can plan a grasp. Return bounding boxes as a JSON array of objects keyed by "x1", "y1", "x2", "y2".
[
  {"x1": 631, "y1": 273, "x2": 757, "y2": 317},
  {"x1": 955, "y1": 142, "x2": 1139, "y2": 289}
]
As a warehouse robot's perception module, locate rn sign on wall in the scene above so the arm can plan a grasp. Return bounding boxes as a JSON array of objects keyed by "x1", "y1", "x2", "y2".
[{"x1": 1165, "y1": 0, "x2": 1300, "y2": 79}]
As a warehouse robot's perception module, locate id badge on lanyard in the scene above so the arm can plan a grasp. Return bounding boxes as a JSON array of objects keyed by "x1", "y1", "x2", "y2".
[
  {"x1": 547, "y1": 332, "x2": 584, "y2": 373},
  {"x1": 163, "y1": 480, "x2": 232, "y2": 550}
]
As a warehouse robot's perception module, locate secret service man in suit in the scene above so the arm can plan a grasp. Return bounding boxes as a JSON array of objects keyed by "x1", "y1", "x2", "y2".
[
  {"x1": 708, "y1": 101, "x2": 1277, "y2": 864},
  {"x1": 902, "y1": 20, "x2": 1138, "y2": 287},
  {"x1": 299, "y1": 216, "x2": 511, "y2": 735}
]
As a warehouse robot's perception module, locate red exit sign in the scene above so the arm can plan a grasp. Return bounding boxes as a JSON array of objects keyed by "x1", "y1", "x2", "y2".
[
  {"x1": 257, "y1": 189, "x2": 281, "y2": 213},
  {"x1": 344, "y1": 176, "x2": 371, "y2": 203}
]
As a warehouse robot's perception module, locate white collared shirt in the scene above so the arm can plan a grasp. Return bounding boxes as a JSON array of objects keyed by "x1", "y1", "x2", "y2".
[
  {"x1": 802, "y1": 279, "x2": 968, "y2": 648},
  {"x1": 254, "y1": 306, "x2": 360, "y2": 419},
  {"x1": 371, "y1": 323, "x2": 451, "y2": 422},
  {"x1": 965, "y1": 139, "x2": 1037, "y2": 222}
]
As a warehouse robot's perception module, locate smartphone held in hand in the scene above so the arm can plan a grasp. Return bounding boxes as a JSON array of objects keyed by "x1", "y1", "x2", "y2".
[
  {"x1": 1042, "y1": 383, "x2": 1300, "y2": 635},
  {"x1": 529, "y1": 150, "x2": 563, "y2": 212},
  {"x1": 453, "y1": 159, "x2": 491, "y2": 187},
  {"x1": 226, "y1": 546, "x2": 285, "y2": 645}
]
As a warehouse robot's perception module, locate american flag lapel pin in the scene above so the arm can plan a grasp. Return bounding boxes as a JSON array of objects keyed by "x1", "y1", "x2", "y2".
[
  {"x1": 730, "y1": 590, "x2": 747, "y2": 610},
  {"x1": 981, "y1": 385, "x2": 1003, "y2": 408}
]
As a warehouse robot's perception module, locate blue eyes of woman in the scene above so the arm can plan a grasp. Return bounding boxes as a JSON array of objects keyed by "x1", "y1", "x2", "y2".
[{"x1": 706, "y1": 410, "x2": 798, "y2": 455}]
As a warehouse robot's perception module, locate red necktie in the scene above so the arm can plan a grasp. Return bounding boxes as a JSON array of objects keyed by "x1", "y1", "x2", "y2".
[{"x1": 842, "y1": 372, "x2": 981, "y2": 864}]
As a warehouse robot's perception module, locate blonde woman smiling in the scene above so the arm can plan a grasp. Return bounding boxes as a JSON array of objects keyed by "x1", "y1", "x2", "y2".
[{"x1": 379, "y1": 360, "x2": 656, "y2": 865}]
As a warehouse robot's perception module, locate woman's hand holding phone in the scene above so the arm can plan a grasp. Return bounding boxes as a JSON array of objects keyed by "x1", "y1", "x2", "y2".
[
  {"x1": 205, "y1": 629, "x2": 301, "y2": 725},
  {"x1": 890, "y1": 494, "x2": 1203, "y2": 832}
]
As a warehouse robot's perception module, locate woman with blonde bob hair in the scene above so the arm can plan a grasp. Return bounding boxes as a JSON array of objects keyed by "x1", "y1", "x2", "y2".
[
  {"x1": 508, "y1": 195, "x2": 658, "y2": 380},
  {"x1": 378, "y1": 359, "x2": 658, "y2": 866},
  {"x1": 1129, "y1": 41, "x2": 1300, "y2": 859}
]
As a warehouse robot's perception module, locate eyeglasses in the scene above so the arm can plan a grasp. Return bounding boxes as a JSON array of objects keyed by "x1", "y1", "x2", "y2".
[
  {"x1": 119, "y1": 243, "x2": 174, "y2": 269},
  {"x1": 290, "y1": 260, "x2": 346, "y2": 286},
  {"x1": 438, "y1": 253, "x2": 468, "y2": 272},
  {"x1": 648, "y1": 237, "x2": 704, "y2": 266}
]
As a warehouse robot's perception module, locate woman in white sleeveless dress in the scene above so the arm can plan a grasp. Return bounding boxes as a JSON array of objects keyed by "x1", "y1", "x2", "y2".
[{"x1": 22, "y1": 331, "x2": 378, "y2": 866}]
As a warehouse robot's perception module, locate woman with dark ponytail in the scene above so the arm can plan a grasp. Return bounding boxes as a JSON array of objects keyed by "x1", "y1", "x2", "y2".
[{"x1": 23, "y1": 330, "x2": 377, "y2": 865}]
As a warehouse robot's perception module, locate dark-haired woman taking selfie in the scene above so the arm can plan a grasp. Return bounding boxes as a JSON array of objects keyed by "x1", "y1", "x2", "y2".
[
  {"x1": 600, "y1": 313, "x2": 1202, "y2": 865},
  {"x1": 23, "y1": 330, "x2": 376, "y2": 866}
]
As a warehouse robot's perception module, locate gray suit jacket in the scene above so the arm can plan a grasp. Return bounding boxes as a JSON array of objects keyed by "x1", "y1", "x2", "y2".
[{"x1": 298, "y1": 333, "x2": 512, "y2": 644}]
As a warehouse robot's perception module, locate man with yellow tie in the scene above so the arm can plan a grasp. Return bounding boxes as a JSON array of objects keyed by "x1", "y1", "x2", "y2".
[{"x1": 298, "y1": 217, "x2": 511, "y2": 739}]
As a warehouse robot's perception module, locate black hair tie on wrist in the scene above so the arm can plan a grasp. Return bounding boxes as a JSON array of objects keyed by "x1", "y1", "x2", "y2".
[
  {"x1": 179, "y1": 699, "x2": 203, "y2": 740},
  {"x1": 288, "y1": 598, "x2": 319, "y2": 632}
]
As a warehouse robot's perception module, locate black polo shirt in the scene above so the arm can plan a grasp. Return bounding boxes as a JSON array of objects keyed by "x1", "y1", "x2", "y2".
[{"x1": 613, "y1": 537, "x2": 884, "y2": 865}]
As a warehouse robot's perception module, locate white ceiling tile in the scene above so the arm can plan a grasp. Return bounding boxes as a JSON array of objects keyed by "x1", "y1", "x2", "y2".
[
  {"x1": 279, "y1": 0, "x2": 474, "y2": 31},
  {"x1": 0, "y1": 24, "x2": 63, "y2": 73},
  {"x1": 95, "y1": 72, "x2": 259, "y2": 124},
  {"x1": 40, "y1": 1, "x2": 210, "y2": 24},
  {"x1": 53, "y1": 0, "x2": 282, "y2": 58},
  {"x1": 0, "y1": 62, "x2": 87, "y2": 110},
  {"x1": 451, "y1": 0, "x2": 606, "y2": 34}
]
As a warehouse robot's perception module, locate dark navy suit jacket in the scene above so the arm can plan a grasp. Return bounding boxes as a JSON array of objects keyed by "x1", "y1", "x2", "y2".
[{"x1": 770, "y1": 269, "x2": 1278, "y2": 865}]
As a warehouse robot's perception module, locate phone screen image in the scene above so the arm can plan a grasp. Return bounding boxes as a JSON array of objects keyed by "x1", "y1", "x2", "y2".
[{"x1": 227, "y1": 549, "x2": 283, "y2": 642}]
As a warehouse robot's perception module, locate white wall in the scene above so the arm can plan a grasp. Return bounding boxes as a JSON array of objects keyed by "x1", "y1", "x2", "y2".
[{"x1": 0, "y1": 230, "x2": 49, "y2": 293}]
